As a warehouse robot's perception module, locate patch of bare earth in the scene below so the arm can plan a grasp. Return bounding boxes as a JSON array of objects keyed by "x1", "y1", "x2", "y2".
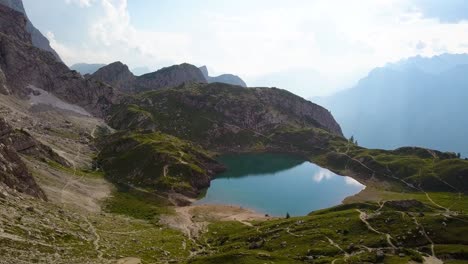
[{"x1": 160, "y1": 204, "x2": 274, "y2": 238}]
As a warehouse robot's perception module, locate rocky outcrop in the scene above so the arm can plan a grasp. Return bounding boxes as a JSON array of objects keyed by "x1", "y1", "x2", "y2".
[
  {"x1": 0, "y1": 118, "x2": 70, "y2": 166},
  {"x1": 0, "y1": 0, "x2": 62, "y2": 62},
  {"x1": 384, "y1": 200, "x2": 428, "y2": 211},
  {"x1": 200, "y1": 65, "x2": 247, "y2": 87},
  {"x1": 258, "y1": 88, "x2": 343, "y2": 136},
  {"x1": 0, "y1": 5, "x2": 120, "y2": 117},
  {"x1": 90, "y1": 61, "x2": 136, "y2": 93},
  {"x1": 136, "y1": 63, "x2": 207, "y2": 92},
  {"x1": 0, "y1": 3, "x2": 29, "y2": 43},
  {"x1": 0, "y1": 119, "x2": 46, "y2": 199},
  {"x1": 90, "y1": 62, "x2": 207, "y2": 93}
]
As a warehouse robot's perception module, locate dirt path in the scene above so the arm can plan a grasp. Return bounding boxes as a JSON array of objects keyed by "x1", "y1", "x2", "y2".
[
  {"x1": 286, "y1": 226, "x2": 303, "y2": 237},
  {"x1": 175, "y1": 206, "x2": 205, "y2": 240},
  {"x1": 116, "y1": 257, "x2": 141, "y2": 264},
  {"x1": 160, "y1": 204, "x2": 270, "y2": 239},
  {"x1": 422, "y1": 256, "x2": 443, "y2": 264},
  {"x1": 424, "y1": 192, "x2": 449, "y2": 212},
  {"x1": 413, "y1": 217, "x2": 436, "y2": 257},
  {"x1": 84, "y1": 216, "x2": 103, "y2": 260},
  {"x1": 376, "y1": 200, "x2": 386, "y2": 212},
  {"x1": 90, "y1": 126, "x2": 97, "y2": 139},
  {"x1": 356, "y1": 209, "x2": 397, "y2": 249},
  {"x1": 326, "y1": 236, "x2": 349, "y2": 257}
]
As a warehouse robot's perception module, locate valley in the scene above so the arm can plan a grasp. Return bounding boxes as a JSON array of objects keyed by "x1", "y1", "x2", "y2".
[{"x1": 0, "y1": 1, "x2": 467, "y2": 263}]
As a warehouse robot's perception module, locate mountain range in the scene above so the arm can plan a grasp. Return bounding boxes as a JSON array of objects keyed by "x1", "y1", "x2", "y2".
[
  {"x1": 0, "y1": 1, "x2": 467, "y2": 263},
  {"x1": 71, "y1": 62, "x2": 248, "y2": 93},
  {"x1": 319, "y1": 53, "x2": 468, "y2": 157}
]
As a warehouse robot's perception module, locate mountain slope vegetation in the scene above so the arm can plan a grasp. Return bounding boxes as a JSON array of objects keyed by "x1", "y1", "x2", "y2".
[{"x1": 0, "y1": 1, "x2": 467, "y2": 263}]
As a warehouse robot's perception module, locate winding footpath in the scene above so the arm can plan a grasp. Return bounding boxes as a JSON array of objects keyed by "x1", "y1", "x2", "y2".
[{"x1": 356, "y1": 209, "x2": 397, "y2": 249}]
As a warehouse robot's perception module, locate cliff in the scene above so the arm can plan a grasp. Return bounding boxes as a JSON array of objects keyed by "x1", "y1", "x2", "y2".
[
  {"x1": 90, "y1": 61, "x2": 136, "y2": 93},
  {"x1": 0, "y1": 119, "x2": 46, "y2": 199},
  {"x1": 0, "y1": 4, "x2": 120, "y2": 117},
  {"x1": 0, "y1": 0, "x2": 62, "y2": 62}
]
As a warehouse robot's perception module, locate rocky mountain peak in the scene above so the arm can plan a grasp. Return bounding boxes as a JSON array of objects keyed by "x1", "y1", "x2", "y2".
[
  {"x1": 199, "y1": 65, "x2": 209, "y2": 79},
  {"x1": 0, "y1": 6, "x2": 120, "y2": 117},
  {"x1": 90, "y1": 61, "x2": 136, "y2": 93},
  {"x1": 135, "y1": 63, "x2": 207, "y2": 92},
  {"x1": 0, "y1": 0, "x2": 62, "y2": 62},
  {"x1": 199, "y1": 65, "x2": 247, "y2": 87}
]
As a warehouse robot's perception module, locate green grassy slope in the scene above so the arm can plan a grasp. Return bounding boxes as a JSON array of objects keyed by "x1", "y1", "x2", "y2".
[
  {"x1": 190, "y1": 193, "x2": 468, "y2": 263},
  {"x1": 108, "y1": 83, "x2": 342, "y2": 151},
  {"x1": 97, "y1": 130, "x2": 224, "y2": 198}
]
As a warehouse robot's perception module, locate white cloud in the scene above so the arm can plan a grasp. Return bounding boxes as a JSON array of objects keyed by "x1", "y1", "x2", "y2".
[
  {"x1": 51, "y1": 0, "x2": 192, "y2": 68},
  {"x1": 312, "y1": 169, "x2": 334, "y2": 182},
  {"x1": 344, "y1": 177, "x2": 365, "y2": 188},
  {"x1": 48, "y1": 0, "x2": 468, "y2": 97},
  {"x1": 65, "y1": 0, "x2": 95, "y2": 8}
]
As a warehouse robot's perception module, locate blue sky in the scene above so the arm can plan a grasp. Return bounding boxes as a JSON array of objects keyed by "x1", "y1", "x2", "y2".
[{"x1": 23, "y1": 0, "x2": 468, "y2": 97}]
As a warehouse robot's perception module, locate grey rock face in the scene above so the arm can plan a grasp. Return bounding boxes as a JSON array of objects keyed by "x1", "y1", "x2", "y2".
[
  {"x1": 0, "y1": 6, "x2": 120, "y2": 117},
  {"x1": 0, "y1": 69, "x2": 9, "y2": 95},
  {"x1": 199, "y1": 65, "x2": 209, "y2": 79},
  {"x1": 258, "y1": 88, "x2": 342, "y2": 135},
  {"x1": 0, "y1": 0, "x2": 62, "y2": 62},
  {"x1": 199, "y1": 65, "x2": 247, "y2": 87},
  {"x1": 136, "y1": 63, "x2": 207, "y2": 92},
  {"x1": 90, "y1": 62, "x2": 207, "y2": 93},
  {"x1": 90, "y1": 62, "x2": 136, "y2": 93},
  {"x1": 209, "y1": 74, "x2": 247, "y2": 87},
  {"x1": 0, "y1": 118, "x2": 46, "y2": 199},
  {"x1": 0, "y1": 3, "x2": 29, "y2": 43}
]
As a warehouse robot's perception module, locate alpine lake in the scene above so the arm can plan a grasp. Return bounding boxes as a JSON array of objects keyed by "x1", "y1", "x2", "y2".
[{"x1": 196, "y1": 153, "x2": 365, "y2": 216}]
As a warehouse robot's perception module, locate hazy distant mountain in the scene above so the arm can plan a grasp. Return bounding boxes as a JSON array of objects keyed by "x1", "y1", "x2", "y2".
[
  {"x1": 0, "y1": 0, "x2": 62, "y2": 62},
  {"x1": 319, "y1": 53, "x2": 468, "y2": 156},
  {"x1": 199, "y1": 66, "x2": 247, "y2": 87},
  {"x1": 70, "y1": 63, "x2": 106, "y2": 75},
  {"x1": 386, "y1": 53, "x2": 468, "y2": 74}
]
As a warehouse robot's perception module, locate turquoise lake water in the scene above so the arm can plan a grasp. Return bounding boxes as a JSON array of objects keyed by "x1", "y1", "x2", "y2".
[{"x1": 196, "y1": 153, "x2": 365, "y2": 216}]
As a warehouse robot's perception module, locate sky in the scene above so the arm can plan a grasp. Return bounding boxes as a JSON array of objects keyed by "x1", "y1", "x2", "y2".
[{"x1": 22, "y1": 0, "x2": 468, "y2": 98}]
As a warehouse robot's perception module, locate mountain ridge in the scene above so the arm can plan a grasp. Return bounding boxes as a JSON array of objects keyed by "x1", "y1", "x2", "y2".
[
  {"x1": 319, "y1": 53, "x2": 468, "y2": 157},
  {"x1": 89, "y1": 61, "x2": 207, "y2": 93}
]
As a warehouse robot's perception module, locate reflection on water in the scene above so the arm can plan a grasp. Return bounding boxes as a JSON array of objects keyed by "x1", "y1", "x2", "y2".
[{"x1": 197, "y1": 153, "x2": 365, "y2": 216}]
